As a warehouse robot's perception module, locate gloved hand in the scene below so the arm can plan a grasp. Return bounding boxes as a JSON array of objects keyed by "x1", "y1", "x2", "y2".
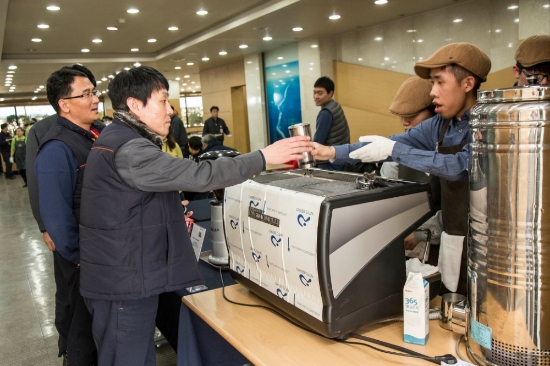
[
  {"x1": 9, "y1": 157, "x2": 14, "y2": 163},
  {"x1": 349, "y1": 135, "x2": 395, "y2": 162}
]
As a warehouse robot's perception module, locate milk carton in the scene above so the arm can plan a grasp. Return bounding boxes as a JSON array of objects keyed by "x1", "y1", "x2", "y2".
[{"x1": 403, "y1": 272, "x2": 429, "y2": 345}]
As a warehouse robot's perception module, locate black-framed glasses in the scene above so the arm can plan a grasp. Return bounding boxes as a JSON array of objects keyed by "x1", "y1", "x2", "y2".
[
  {"x1": 62, "y1": 90, "x2": 101, "y2": 100},
  {"x1": 521, "y1": 69, "x2": 549, "y2": 84}
]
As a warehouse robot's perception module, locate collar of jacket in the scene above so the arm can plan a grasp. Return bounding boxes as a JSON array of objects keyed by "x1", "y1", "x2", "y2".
[
  {"x1": 56, "y1": 116, "x2": 98, "y2": 142},
  {"x1": 113, "y1": 110, "x2": 163, "y2": 148}
]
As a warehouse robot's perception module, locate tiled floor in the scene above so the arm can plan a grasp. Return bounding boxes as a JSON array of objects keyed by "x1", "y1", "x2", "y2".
[{"x1": 0, "y1": 174, "x2": 176, "y2": 366}]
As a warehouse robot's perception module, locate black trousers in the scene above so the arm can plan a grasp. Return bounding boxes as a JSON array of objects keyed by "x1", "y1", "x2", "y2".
[
  {"x1": 53, "y1": 251, "x2": 71, "y2": 356},
  {"x1": 1, "y1": 150, "x2": 13, "y2": 178},
  {"x1": 55, "y1": 252, "x2": 97, "y2": 365}
]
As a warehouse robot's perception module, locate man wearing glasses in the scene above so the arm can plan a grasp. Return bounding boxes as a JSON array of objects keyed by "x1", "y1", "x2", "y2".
[
  {"x1": 513, "y1": 35, "x2": 550, "y2": 86},
  {"x1": 35, "y1": 66, "x2": 100, "y2": 366}
]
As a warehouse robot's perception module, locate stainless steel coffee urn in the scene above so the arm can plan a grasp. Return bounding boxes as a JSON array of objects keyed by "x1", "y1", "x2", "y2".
[{"x1": 468, "y1": 85, "x2": 550, "y2": 365}]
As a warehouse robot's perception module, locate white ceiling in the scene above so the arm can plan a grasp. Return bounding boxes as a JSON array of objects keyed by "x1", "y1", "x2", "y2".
[{"x1": 0, "y1": 0, "x2": 469, "y2": 103}]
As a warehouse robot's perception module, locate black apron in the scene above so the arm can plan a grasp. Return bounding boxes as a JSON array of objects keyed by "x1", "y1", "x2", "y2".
[
  {"x1": 398, "y1": 165, "x2": 441, "y2": 212},
  {"x1": 436, "y1": 118, "x2": 469, "y2": 296},
  {"x1": 13, "y1": 137, "x2": 26, "y2": 170}
]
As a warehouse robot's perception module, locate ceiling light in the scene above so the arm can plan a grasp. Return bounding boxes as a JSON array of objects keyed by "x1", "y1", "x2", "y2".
[
  {"x1": 134, "y1": 62, "x2": 141, "y2": 67},
  {"x1": 124, "y1": 67, "x2": 130, "y2": 70},
  {"x1": 101, "y1": 77, "x2": 107, "y2": 81},
  {"x1": 407, "y1": 29, "x2": 416, "y2": 33},
  {"x1": 329, "y1": 14, "x2": 341, "y2": 20},
  {"x1": 374, "y1": 37, "x2": 383, "y2": 41},
  {"x1": 32, "y1": 96, "x2": 37, "y2": 100},
  {"x1": 184, "y1": 75, "x2": 190, "y2": 78},
  {"x1": 375, "y1": 0, "x2": 388, "y2": 4},
  {"x1": 108, "y1": 75, "x2": 114, "y2": 79},
  {"x1": 246, "y1": 61, "x2": 252, "y2": 64},
  {"x1": 191, "y1": 81, "x2": 196, "y2": 84},
  {"x1": 292, "y1": 27, "x2": 303, "y2": 31},
  {"x1": 508, "y1": 43, "x2": 513, "y2": 47},
  {"x1": 263, "y1": 36, "x2": 272, "y2": 41},
  {"x1": 277, "y1": 56, "x2": 283, "y2": 60},
  {"x1": 81, "y1": 48, "x2": 90, "y2": 52},
  {"x1": 239, "y1": 44, "x2": 248, "y2": 49},
  {"x1": 47, "y1": 5, "x2": 60, "y2": 11},
  {"x1": 127, "y1": 8, "x2": 139, "y2": 14},
  {"x1": 196, "y1": 9, "x2": 208, "y2": 15},
  {"x1": 97, "y1": 81, "x2": 102, "y2": 84},
  {"x1": 453, "y1": 18, "x2": 463, "y2": 23},
  {"x1": 7, "y1": 71, "x2": 14, "y2": 73},
  {"x1": 168, "y1": 26, "x2": 178, "y2": 31},
  {"x1": 417, "y1": 39, "x2": 423, "y2": 42},
  {"x1": 93, "y1": 38, "x2": 102, "y2": 43},
  {"x1": 148, "y1": 38, "x2": 156, "y2": 43},
  {"x1": 131, "y1": 48, "x2": 139, "y2": 52},
  {"x1": 175, "y1": 66, "x2": 181, "y2": 69},
  {"x1": 514, "y1": 18, "x2": 519, "y2": 22},
  {"x1": 311, "y1": 44, "x2": 318, "y2": 48},
  {"x1": 37, "y1": 24, "x2": 49, "y2": 29},
  {"x1": 507, "y1": 5, "x2": 518, "y2": 9},
  {"x1": 196, "y1": 86, "x2": 200, "y2": 89},
  {"x1": 8, "y1": 66, "x2": 17, "y2": 70},
  {"x1": 34, "y1": 90, "x2": 39, "y2": 93},
  {"x1": 219, "y1": 51, "x2": 227, "y2": 55},
  {"x1": 495, "y1": 29, "x2": 501, "y2": 33},
  {"x1": 107, "y1": 26, "x2": 118, "y2": 30},
  {"x1": 188, "y1": 87, "x2": 191, "y2": 90},
  {"x1": 181, "y1": 88, "x2": 185, "y2": 92},
  {"x1": 187, "y1": 62, "x2": 194, "y2": 65},
  {"x1": 8, "y1": 90, "x2": 14, "y2": 92},
  {"x1": 175, "y1": 77, "x2": 181, "y2": 80},
  {"x1": 39, "y1": 85, "x2": 44, "y2": 88},
  {"x1": 182, "y1": 83, "x2": 187, "y2": 86},
  {"x1": 358, "y1": 58, "x2": 363, "y2": 61},
  {"x1": 202, "y1": 57, "x2": 209, "y2": 61},
  {"x1": 32, "y1": 38, "x2": 42, "y2": 42},
  {"x1": 544, "y1": 4, "x2": 550, "y2": 8}
]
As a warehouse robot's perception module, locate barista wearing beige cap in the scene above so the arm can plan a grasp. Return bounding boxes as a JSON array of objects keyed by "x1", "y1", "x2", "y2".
[
  {"x1": 313, "y1": 42, "x2": 491, "y2": 296},
  {"x1": 512, "y1": 35, "x2": 550, "y2": 86},
  {"x1": 389, "y1": 76, "x2": 434, "y2": 130}
]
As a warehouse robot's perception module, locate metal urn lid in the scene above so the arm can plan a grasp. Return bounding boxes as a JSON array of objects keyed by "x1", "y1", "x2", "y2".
[
  {"x1": 477, "y1": 85, "x2": 550, "y2": 103},
  {"x1": 198, "y1": 150, "x2": 241, "y2": 161}
]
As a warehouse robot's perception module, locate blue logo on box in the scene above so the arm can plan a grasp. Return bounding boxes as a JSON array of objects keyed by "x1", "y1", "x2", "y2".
[
  {"x1": 271, "y1": 235, "x2": 282, "y2": 247},
  {"x1": 252, "y1": 252, "x2": 261, "y2": 262},
  {"x1": 230, "y1": 220, "x2": 239, "y2": 230},
  {"x1": 299, "y1": 274, "x2": 312, "y2": 287},
  {"x1": 276, "y1": 288, "x2": 288, "y2": 299},
  {"x1": 249, "y1": 200, "x2": 260, "y2": 207},
  {"x1": 235, "y1": 266, "x2": 245, "y2": 274},
  {"x1": 297, "y1": 214, "x2": 310, "y2": 227}
]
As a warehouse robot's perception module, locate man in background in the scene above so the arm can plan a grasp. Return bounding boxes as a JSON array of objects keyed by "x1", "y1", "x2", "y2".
[
  {"x1": 512, "y1": 35, "x2": 550, "y2": 86},
  {"x1": 313, "y1": 76, "x2": 350, "y2": 170},
  {"x1": 170, "y1": 105, "x2": 188, "y2": 150},
  {"x1": 202, "y1": 106, "x2": 231, "y2": 144},
  {"x1": 202, "y1": 133, "x2": 236, "y2": 153}
]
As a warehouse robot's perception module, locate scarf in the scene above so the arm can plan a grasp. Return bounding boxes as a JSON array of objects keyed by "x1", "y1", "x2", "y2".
[{"x1": 113, "y1": 110, "x2": 163, "y2": 148}]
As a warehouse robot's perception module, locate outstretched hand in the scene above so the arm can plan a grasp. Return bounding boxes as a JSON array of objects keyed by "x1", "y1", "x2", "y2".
[
  {"x1": 349, "y1": 135, "x2": 395, "y2": 162},
  {"x1": 260, "y1": 136, "x2": 315, "y2": 165},
  {"x1": 311, "y1": 142, "x2": 335, "y2": 161}
]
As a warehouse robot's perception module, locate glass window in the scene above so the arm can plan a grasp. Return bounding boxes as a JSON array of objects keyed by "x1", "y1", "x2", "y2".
[{"x1": 179, "y1": 95, "x2": 203, "y2": 128}]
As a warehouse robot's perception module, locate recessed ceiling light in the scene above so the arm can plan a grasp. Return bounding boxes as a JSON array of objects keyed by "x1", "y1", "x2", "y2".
[
  {"x1": 97, "y1": 81, "x2": 102, "y2": 84},
  {"x1": 34, "y1": 90, "x2": 39, "y2": 93},
  {"x1": 507, "y1": 5, "x2": 518, "y2": 9},
  {"x1": 187, "y1": 62, "x2": 194, "y2": 65},
  {"x1": 514, "y1": 18, "x2": 519, "y2": 22},
  {"x1": 107, "y1": 26, "x2": 118, "y2": 31},
  {"x1": 93, "y1": 38, "x2": 102, "y2": 43},
  {"x1": 196, "y1": 9, "x2": 208, "y2": 15},
  {"x1": 182, "y1": 83, "x2": 187, "y2": 86},
  {"x1": 453, "y1": 18, "x2": 463, "y2": 23},
  {"x1": 263, "y1": 36, "x2": 272, "y2": 41},
  {"x1": 329, "y1": 14, "x2": 341, "y2": 20},
  {"x1": 175, "y1": 66, "x2": 181, "y2": 69},
  {"x1": 39, "y1": 85, "x2": 44, "y2": 88},
  {"x1": 168, "y1": 26, "x2": 179, "y2": 31},
  {"x1": 181, "y1": 88, "x2": 185, "y2": 92},
  {"x1": 134, "y1": 62, "x2": 141, "y2": 67},
  {"x1": 375, "y1": 0, "x2": 388, "y2": 4},
  {"x1": 184, "y1": 75, "x2": 190, "y2": 78},
  {"x1": 131, "y1": 48, "x2": 139, "y2": 52},
  {"x1": 108, "y1": 75, "x2": 114, "y2": 79},
  {"x1": 101, "y1": 77, "x2": 107, "y2": 81},
  {"x1": 127, "y1": 8, "x2": 139, "y2": 14},
  {"x1": 407, "y1": 29, "x2": 416, "y2": 33},
  {"x1": 311, "y1": 44, "x2": 318, "y2": 48},
  {"x1": 202, "y1": 57, "x2": 209, "y2": 61},
  {"x1": 148, "y1": 38, "x2": 156, "y2": 43},
  {"x1": 81, "y1": 48, "x2": 90, "y2": 52},
  {"x1": 239, "y1": 44, "x2": 248, "y2": 49},
  {"x1": 0, "y1": 98, "x2": 4, "y2": 101},
  {"x1": 374, "y1": 37, "x2": 383, "y2": 41},
  {"x1": 219, "y1": 51, "x2": 227, "y2": 55},
  {"x1": 175, "y1": 77, "x2": 181, "y2": 80},
  {"x1": 544, "y1": 4, "x2": 549, "y2": 8},
  {"x1": 37, "y1": 24, "x2": 49, "y2": 29},
  {"x1": 292, "y1": 27, "x2": 303, "y2": 31},
  {"x1": 124, "y1": 67, "x2": 130, "y2": 70},
  {"x1": 495, "y1": 29, "x2": 502, "y2": 33},
  {"x1": 7, "y1": 71, "x2": 14, "y2": 73},
  {"x1": 32, "y1": 96, "x2": 37, "y2": 100},
  {"x1": 191, "y1": 81, "x2": 195, "y2": 84},
  {"x1": 246, "y1": 61, "x2": 252, "y2": 64},
  {"x1": 47, "y1": 5, "x2": 60, "y2": 11},
  {"x1": 188, "y1": 87, "x2": 191, "y2": 90},
  {"x1": 6, "y1": 75, "x2": 12, "y2": 78},
  {"x1": 8, "y1": 66, "x2": 17, "y2": 70},
  {"x1": 358, "y1": 58, "x2": 363, "y2": 61},
  {"x1": 277, "y1": 56, "x2": 283, "y2": 60},
  {"x1": 417, "y1": 39, "x2": 423, "y2": 42},
  {"x1": 508, "y1": 43, "x2": 513, "y2": 47},
  {"x1": 8, "y1": 90, "x2": 14, "y2": 92},
  {"x1": 32, "y1": 38, "x2": 42, "y2": 42}
]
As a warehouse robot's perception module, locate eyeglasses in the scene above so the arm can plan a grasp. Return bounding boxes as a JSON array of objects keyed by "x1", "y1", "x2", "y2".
[
  {"x1": 521, "y1": 69, "x2": 549, "y2": 84},
  {"x1": 62, "y1": 90, "x2": 101, "y2": 100}
]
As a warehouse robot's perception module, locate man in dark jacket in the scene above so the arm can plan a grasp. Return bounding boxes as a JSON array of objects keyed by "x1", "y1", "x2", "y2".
[
  {"x1": 201, "y1": 133, "x2": 236, "y2": 153},
  {"x1": 79, "y1": 66, "x2": 314, "y2": 366},
  {"x1": 202, "y1": 106, "x2": 231, "y2": 143},
  {"x1": 0, "y1": 123, "x2": 14, "y2": 178},
  {"x1": 170, "y1": 105, "x2": 188, "y2": 150},
  {"x1": 35, "y1": 65, "x2": 100, "y2": 365}
]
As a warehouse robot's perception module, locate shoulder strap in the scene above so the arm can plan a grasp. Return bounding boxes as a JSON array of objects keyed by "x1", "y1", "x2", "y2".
[{"x1": 436, "y1": 118, "x2": 452, "y2": 152}]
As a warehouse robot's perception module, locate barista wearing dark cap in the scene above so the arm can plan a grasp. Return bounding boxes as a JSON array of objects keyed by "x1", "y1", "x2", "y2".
[
  {"x1": 512, "y1": 35, "x2": 550, "y2": 86},
  {"x1": 313, "y1": 42, "x2": 491, "y2": 296}
]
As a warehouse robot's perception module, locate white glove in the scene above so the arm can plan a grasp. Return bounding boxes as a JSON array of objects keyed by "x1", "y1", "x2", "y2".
[
  {"x1": 349, "y1": 135, "x2": 395, "y2": 162},
  {"x1": 9, "y1": 157, "x2": 14, "y2": 163}
]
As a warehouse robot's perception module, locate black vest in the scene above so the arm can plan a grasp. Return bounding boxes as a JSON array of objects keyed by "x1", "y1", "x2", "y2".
[
  {"x1": 323, "y1": 99, "x2": 350, "y2": 146},
  {"x1": 79, "y1": 120, "x2": 204, "y2": 300},
  {"x1": 39, "y1": 116, "x2": 97, "y2": 224}
]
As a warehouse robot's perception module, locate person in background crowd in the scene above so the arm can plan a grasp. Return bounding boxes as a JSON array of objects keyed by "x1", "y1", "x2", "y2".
[
  {"x1": 184, "y1": 135, "x2": 203, "y2": 163},
  {"x1": 0, "y1": 123, "x2": 14, "y2": 179},
  {"x1": 10, "y1": 126, "x2": 28, "y2": 187},
  {"x1": 202, "y1": 106, "x2": 231, "y2": 144},
  {"x1": 78, "y1": 66, "x2": 314, "y2": 366},
  {"x1": 162, "y1": 130, "x2": 183, "y2": 158},
  {"x1": 201, "y1": 133, "x2": 236, "y2": 153},
  {"x1": 313, "y1": 76, "x2": 350, "y2": 171},
  {"x1": 312, "y1": 42, "x2": 491, "y2": 297},
  {"x1": 512, "y1": 35, "x2": 550, "y2": 86},
  {"x1": 170, "y1": 105, "x2": 188, "y2": 150}
]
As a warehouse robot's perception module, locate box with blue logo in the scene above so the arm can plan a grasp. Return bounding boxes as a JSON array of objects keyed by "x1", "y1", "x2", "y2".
[
  {"x1": 403, "y1": 272, "x2": 429, "y2": 345},
  {"x1": 224, "y1": 169, "x2": 434, "y2": 338}
]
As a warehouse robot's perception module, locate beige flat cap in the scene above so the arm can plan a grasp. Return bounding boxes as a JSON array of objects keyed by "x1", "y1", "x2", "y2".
[{"x1": 389, "y1": 77, "x2": 433, "y2": 117}]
